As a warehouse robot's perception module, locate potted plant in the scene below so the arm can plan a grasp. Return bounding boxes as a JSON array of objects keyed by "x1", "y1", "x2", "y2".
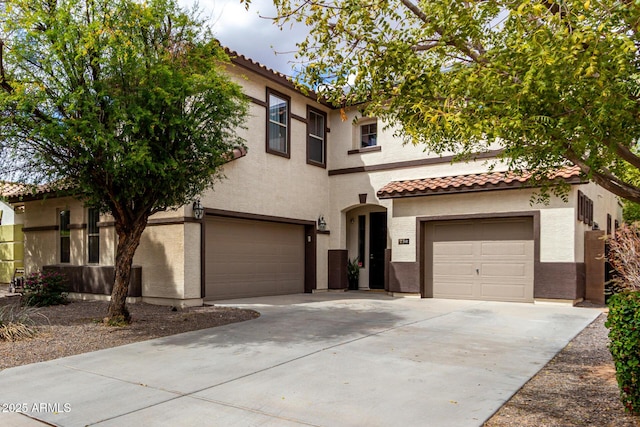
[{"x1": 347, "y1": 257, "x2": 360, "y2": 291}]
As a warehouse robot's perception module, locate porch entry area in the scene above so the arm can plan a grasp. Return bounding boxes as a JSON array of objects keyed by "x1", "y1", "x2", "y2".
[{"x1": 345, "y1": 206, "x2": 388, "y2": 290}]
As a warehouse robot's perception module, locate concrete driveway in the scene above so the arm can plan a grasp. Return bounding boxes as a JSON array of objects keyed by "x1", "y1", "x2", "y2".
[{"x1": 1, "y1": 292, "x2": 601, "y2": 427}]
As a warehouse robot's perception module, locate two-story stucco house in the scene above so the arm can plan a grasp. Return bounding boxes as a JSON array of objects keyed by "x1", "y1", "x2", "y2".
[{"x1": 2, "y1": 50, "x2": 622, "y2": 306}]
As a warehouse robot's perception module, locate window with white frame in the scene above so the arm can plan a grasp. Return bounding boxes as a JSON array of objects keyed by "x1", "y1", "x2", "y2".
[
  {"x1": 307, "y1": 107, "x2": 326, "y2": 167},
  {"x1": 87, "y1": 208, "x2": 100, "y2": 263},
  {"x1": 267, "y1": 88, "x2": 290, "y2": 157},
  {"x1": 360, "y1": 122, "x2": 377, "y2": 148}
]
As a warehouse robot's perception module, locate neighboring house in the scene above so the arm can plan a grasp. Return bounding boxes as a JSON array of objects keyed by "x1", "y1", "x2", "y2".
[
  {"x1": 1, "y1": 51, "x2": 622, "y2": 306},
  {"x1": 0, "y1": 196, "x2": 24, "y2": 284}
]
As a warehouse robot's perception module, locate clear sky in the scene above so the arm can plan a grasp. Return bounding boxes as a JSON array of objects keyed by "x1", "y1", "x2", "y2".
[{"x1": 177, "y1": 0, "x2": 306, "y2": 76}]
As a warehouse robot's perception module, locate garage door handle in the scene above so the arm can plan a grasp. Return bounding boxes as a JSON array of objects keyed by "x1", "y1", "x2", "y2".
[{"x1": 476, "y1": 269, "x2": 479, "y2": 275}]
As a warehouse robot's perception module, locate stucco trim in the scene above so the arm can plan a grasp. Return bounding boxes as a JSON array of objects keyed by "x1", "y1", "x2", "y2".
[
  {"x1": 204, "y1": 208, "x2": 316, "y2": 227},
  {"x1": 247, "y1": 95, "x2": 267, "y2": 107},
  {"x1": 347, "y1": 146, "x2": 382, "y2": 155},
  {"x1": 96, "y1": 217, "x2": 200, "y2": 228},
  {"x1": 329, "y1": 149, "x2": 503, "y2": 176},
  {"x1": 147, "y1": 217, "x2": 199, "y2": 226},
  {"x1": 292, "y1": 113, "x2": 307, "y2": 123},
  {"x1": 22, "y1": 225, "x2": 58, "y2": 232}
]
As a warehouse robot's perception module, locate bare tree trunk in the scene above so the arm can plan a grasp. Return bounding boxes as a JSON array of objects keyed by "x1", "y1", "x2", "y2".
[{"x1": 107, "y1": 216, "x2": 148, "y2": 323}]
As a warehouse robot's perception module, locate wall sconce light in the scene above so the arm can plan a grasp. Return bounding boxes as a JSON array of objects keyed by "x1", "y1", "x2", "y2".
[
  {"x1": 317, "y1": 215, "x2": 327, "y2": 231},
  {"x1": 192, "y1": 199, "x2": 204, "y2": 220}
]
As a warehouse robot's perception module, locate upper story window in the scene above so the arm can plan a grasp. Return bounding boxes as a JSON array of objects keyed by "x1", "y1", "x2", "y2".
[
  {"x1": 59, "y1": 210, "x2": 70, "y2": 263},
  {"x1": 88, "y1": 208, "x2": 100, "y2": 264},
  {"x1": 266, "y1": 88, "x2": 290, "y2": 157},
  {"x1": 360, "y1": 122, "x2": 377, "y2": 148},
  {"x1": 307, "y1": 107, "x2": 326, "y2": 167}
]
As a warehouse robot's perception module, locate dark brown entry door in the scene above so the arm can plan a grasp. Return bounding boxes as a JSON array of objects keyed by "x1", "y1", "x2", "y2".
[{"x1": 369, "y1": 212, "x2": 387, "y2": 289}]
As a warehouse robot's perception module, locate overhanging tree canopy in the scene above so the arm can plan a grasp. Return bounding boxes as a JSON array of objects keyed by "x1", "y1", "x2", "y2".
[
  {"x1": 262, "y1": 0, "x2": 640, "y2": 202},
  {"x1": 0, "y1": 0, "x2": 248, "y2": 321}
]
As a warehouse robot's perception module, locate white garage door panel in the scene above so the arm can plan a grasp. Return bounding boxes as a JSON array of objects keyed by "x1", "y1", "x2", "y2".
[
  {"x1": 481, "y1": 263, "x2": 526, "y2": 277},
  {"x1": 434, "y1": 242, "x2": 474, "y2": 256},
  {"x1": 429, "y1": 217, "x2": 534, "y2": 303},
  {"x1": 481, "y1": 283, "x2": 527, "y2": 299},
  {"x1": 481, "y1": 241, "x2": 527, "y2": 256},
  {"x1": 436, "y1": 282, "x2": 475, "y2": 298},
  {"x1": 205, "y1": 217, "x2": 304, "y2": 300},
  {"x1": 433, "y1": 262, "x2": 475, "y2": 276}
]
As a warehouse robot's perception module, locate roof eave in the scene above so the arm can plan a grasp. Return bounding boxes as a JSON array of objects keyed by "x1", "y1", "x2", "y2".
[{"x1": 378, "y1": 176, "x2": 586, "y2": 200}]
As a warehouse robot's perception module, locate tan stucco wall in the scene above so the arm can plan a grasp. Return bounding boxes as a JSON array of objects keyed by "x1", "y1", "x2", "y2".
[
  {"x1": 327, "y1": 157, "x2": 505, "y2": 251},
  {"x1": 386, "y1": 188, "x2": 578, "y2": 263},
  {"x1": 23, "y1": 197, "x2": 79, "y2": 272},
  {"x1": 327, "y1": 108, "x2": 503, "y2": 172},
  {"x1": 571, "y1": 183, "x2": 622, "y2": 263},
  {"x1": 316, "y1": 233, "x2": 329, "y2": 291},
  {"x1": 133, "y1": 223, "x2": 186, "y2": 300},
  {"x1": 24, "y1": 230, "x2": 57, "y2": 274},
  {"x1": 183, "y1": 222, "x2": 201, "y2": 299},
  {"x1": 20, "y1": 197, "x2": 196, "y2": 302},
  {"x1": 207, "y1": 69, "x2": 331, "y2": 222},
  {"x1": 204, "y1": 67, "x2": 332, "y2": 290}
]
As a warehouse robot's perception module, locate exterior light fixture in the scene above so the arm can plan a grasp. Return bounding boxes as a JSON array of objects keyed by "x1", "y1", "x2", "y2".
[
  {"x1": 318, "y1": 215, "x2": 327, "y2": 231},
  {"x1": 192, "y1": 199, "x2": 204, "y2": 220}
]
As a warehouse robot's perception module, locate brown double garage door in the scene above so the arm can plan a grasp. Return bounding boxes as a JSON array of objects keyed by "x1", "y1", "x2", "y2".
[
  {"x1": 204, "y1": 216, "x2": 305, "y2": 300},
  {"x1": 425, "y1": 217, "x2": 534, "y2": 303}
]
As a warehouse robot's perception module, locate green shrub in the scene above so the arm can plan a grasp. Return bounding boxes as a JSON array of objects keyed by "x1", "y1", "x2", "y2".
[
  {"x1": 607, "y1": 224, "x2": 640, "y2": 414},
  {"x1": 347, "y1": 257, "x2": 360, "y2": 290},
  {"x1": 606, "y1": 292, "x2": 640, "y2": 415},
  {"x1": 21, "y1": 270, "x2": 69, "y2": 307},
  {"x1": 0, "y1": 304, "x2": 45, "y2": 341}
]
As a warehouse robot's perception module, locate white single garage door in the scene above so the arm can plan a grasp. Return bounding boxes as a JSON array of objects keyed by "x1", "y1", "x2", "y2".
[
  {"x1": 426, "y1": 217, "x2": 534, "y2": 303},
  {"x1": 205, "y1": 216, "x2": 305, "y2": 300}
]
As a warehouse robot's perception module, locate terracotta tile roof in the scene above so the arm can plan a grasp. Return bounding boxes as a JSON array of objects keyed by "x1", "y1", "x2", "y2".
[
  {"x1": 225, "y1": 48, "x2": 329, "y2": 106},
  {"x1": 1, "y1": 180, "x2": 76, "y2": 203},
  {"x1": 377, "y1": 166, "x2": 583, "y2": 199},
  {"x1": 226, "y1": 48, "x2": 292, "y2": 82},
  {"x1": 0, "y1": 182, "x2": 29, "y2": 199}
]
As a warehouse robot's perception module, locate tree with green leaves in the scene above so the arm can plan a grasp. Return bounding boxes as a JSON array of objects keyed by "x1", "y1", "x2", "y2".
[
  {"x1": 0, "y1": 0, "x2": 248, "y2": 322},
  {"x1": 260, "y1": 0, "x2": 640, "y2": 202}
]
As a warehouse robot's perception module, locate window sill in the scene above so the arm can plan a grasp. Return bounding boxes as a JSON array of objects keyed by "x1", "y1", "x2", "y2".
[
  {"x1": 348, "y1": 146, "x2": 381, "y2": 155},
  {"x1": 306, "y1": 160, "x2": 327, "y2": 169},
  {"x1": 266, "y1": 149, "x2": 291, "y2": 159}
]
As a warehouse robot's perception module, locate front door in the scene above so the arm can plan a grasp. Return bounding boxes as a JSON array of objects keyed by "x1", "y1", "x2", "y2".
[{"x1": 369, "y1": 212, "x2": 387, "y2": 289}]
